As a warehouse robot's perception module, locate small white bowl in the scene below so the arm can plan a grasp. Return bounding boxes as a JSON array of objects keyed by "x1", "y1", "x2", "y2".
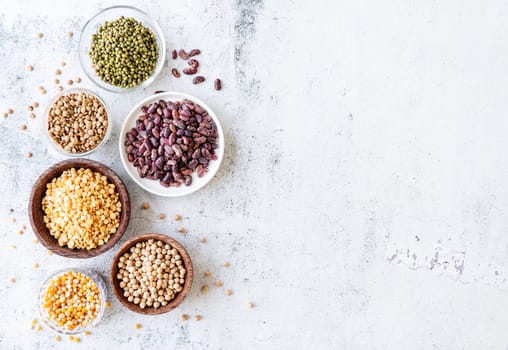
[{"x1": 119, "y1": 92, "x2": 225, "y2": 197}]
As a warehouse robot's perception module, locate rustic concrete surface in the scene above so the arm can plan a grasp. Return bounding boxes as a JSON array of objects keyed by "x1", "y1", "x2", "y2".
[{"x1": 1, "y1": 0, "x2": 508, "y2": 349}]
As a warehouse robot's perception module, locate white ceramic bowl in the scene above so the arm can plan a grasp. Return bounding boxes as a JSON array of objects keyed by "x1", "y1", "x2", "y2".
[{"x1": 119, "y1": 92, "x2": 225, "y2": 197}]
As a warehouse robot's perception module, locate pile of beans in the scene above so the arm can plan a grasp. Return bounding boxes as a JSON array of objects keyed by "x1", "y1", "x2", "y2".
[
  {"x1": 47, "y1": 92, "x2": 108, "y2": 154},
  {"x1": 42, "y1": 168, "x2": 122, "y2": 250},
  {"x1": 42, "y1": 271, "x2": 101, "y2": 330},
  {"x1": 89, "y1": 16, "x2": 159, "y2": 88},
  {"x1": 116, "y1": 239, "x2": 186, "y2": 309},
  {"x1": 124, "y1": 99, "x2": 219, "y2": 187}
]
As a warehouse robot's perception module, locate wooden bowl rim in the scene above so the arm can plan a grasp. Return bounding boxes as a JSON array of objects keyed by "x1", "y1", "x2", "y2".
[
  {"x1": 110, "y1": 233, "x2": 194, "y2": 315},
  {"x1": 28, "y1": 158, "x2": 131, "y2": 259}
]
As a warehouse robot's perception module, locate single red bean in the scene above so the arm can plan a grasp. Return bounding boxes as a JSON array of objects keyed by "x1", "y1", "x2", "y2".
[
  {"x1": 192, "y1": 76, "x2": 205, "y2": 84},
  {"x1": 171, "y1": 68, "x2": 180, "y2": 78},
  {"x1": 188, "y1": 59, "x2": 199, "y2": 68},
  {"x1": 189, "y1": 49, "x2": 201, "y2": 57},
  {"x1": 183, "y1": 67, "x2": 197, "y2": 75},
  {"x1": 178, "y1": 49, "x2": 190, "y2": 60},
  {"x1": 172, "y1": 50, "x2": 177, "y2": 59},
  {"x1": 214, "y1": 78, "x2": 222, "y2": 91}
]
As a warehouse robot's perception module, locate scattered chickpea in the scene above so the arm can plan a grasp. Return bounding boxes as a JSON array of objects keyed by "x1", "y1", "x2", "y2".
[
  {"x1": 57, "y1": 85, "x2": 63, "y2": 92},
  {"x1": 2, "y1": 112, "x2": 7, "y2": 118},
  {"x1": 25, "y1": 152, "x2": 33, "y2": 158},
  {"x1": 37, "y1": 32, "x2": 43, "y2": 38},
  {"x1": 19, "y1": 124, "x2": 27, "y2": 131},
  {"x1": 224, "y1": 262, "x2": 230, "y2": 267},
  {"x1": 194, "y1": 315, "x2": 202, "y2": 321},
  {"x1": 159, "y1": 213, "x2": 166, "y2": 220},
  {"x1": 84, "y1": 331, "x2": 91, "y2": 336},
  {"x1": 7, "y1": 108, "x2": 13, "y2": 114},
  {"x1": 76, "y1": 77, "x2": 81, "y2": 83},
  {"x1": 135, "y1": 323, "x2": 142, "y2": 329},
  {"x1": 177, "y1": 227, "x2": 186, "y2": 233},
  {"x1": 54, "y1": 79, "x2": 60, "y2": 84},
  {"x1": 27, "y1": 65, "x2": 33, "y2": 71},
  {"x1": 225, "y1": 289, "x2": 233, "y2": 296},
  {"x1": 55, "y1": 69, "x2": 61, "y2": 75},
  {"x1": 199, "y1": 236, "x2": 206, "y2": 243},
  {"x1": 29, "y1": 113, "x2": 36, "y2": 119},
  {"x1": 55, "y1": 335, "x2": 61, "y2": 342},
  {"x1": 215, "y1": 280, "x2": 223, "y2": 287},
  {"x1": 28, "y1": 105, "x2": 33, "y2": 111},
  {"x1": 204, "y1": 271, "x2": 211, "y2": 278},
  {"x1": 9, "y1": 277, "x2": 15, "y2": 283},
  {"x1": 33, "y1": 263, "x2": 39, "y2": 269},
  {"x1": 67, "y1": 79, "x2": 73, "y2": 85},
  {"x1": 174, "y1": 214, "x2": 182, "y2": 221},
  {"x1": 61, "y1": 61, "x2": 66, "y2": 67},
  {"x1": 142, "y1": 203, "x2": 150, "y2": 210},
  {"x1": 247, "y1": 302, "x2": 255, "y2": 308},
  {"x1": 105, "y1": 301, "x2": 111, "y2": 308},
  {"x1": 181, "y1": 314, "x2": 189, "y2": 321},
  {"x1": 201, "y1": 285, "x2": 209, "y2": 294},
  {"x1": 33, "y1": 102, "x2": 39, "y2": 108},
  {"x1": 67, "y1": 32, "x2": 73, "y2": 37}
]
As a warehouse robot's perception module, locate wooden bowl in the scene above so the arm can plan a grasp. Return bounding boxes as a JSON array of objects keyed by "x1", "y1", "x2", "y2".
[
  {"x1": 28, "y1": 159, "x2": 131, "y2": 258},
  {"x1": 110, "y1": 234, "x2": 194, "y2": 315}
]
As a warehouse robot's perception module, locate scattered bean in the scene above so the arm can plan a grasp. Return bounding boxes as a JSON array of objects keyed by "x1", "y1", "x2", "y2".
[
  {"x1": 142, "y1": 203, "x2": 150, "y2": 209},
  {"x1": 9, "y1": 277, "x2": 15, "y2": 283},
  {"x1": 67, "y1": 31, "x2": 73, "y2": 37},
  {"x1": 171, "y1": 68, "x2": 181, "y2": 78},
  {"x1": 215, "y1": 280, "x2": 223, "y2": 287},
  {"x1": 55, "y1": 69, "x2": 61, "y2": 75},
  {"x1": 27, "y1": 65, "x2": 33, "y2": 71},
  {"x1": 29, "y1": 112, "x2": 36, "y2": 119},
  {"x1": 25, "y1": 152, "x2": 33, "y2": 158},
  {"x1": 174, "y1": 214, "x2": 182, "y2": 221},
  {"x1": 33, "y1": 102, "x2": 39, "y2": 108},
  {"x1": 28, "y1": 105, "x2": 33, "y2": 111},
  {"x1": 33, "y1": 263, "x2": 39, "y2": 269},
  {"x1": 135, "y1": 323, "x2": 142, "y2": 329},
  {"x1": 67, "y1": 79, "x2": 73, "y2": 85},
  {"x1": 201, "y1": 285, "x2": 209, "y2": 294},
  {"x1": 20, "y1": 124, "x2": 27, "y2": 131},
  {"x1": 194, "y1": 315, "x2": 202, "y2": 321},
  {"x1": 188, "y1": 59, "x2": 199, "y2": 68},
  {"x1": 181, "y1": 314, "x2": 189, "y2": 321},
  {"x1": 204, "y1": 271, "x2": 211, "y2": 278},
  {"x1": 159, "y1": 213, "x2": 166, "y2": 220},
  {"x1": 178, "y1": 227, "x2": 186, "y2": 233},
  {"x1": 192, "y1": 76, "x2": 205, "y2": 84},
  {"x1": 84, "y1": 331, "x2": 91, "y2": 336},
  {"x1": 226, "y1": 289, "x2": 233, "y2": 296},
  {"x1": 60, "y1": 61, "x2": 66, "y2": 67},
  {"x1": 2, "y1": 113, "x2": 7, "y2": 118},
  {"x1": 178, "y1": 49, "x2": 189, "y2": 60},
  {"x1": 199, "y1": 236, "x2": 206, "y2": 243},
  {"x1": 37, "y1": 32, "x2": 43, "y2": 38},
  {"x1": 172, "y1": 50, "x2": 177, "y2": 59},
  {"x1": 188, "y1": 49, "x2": 201, "y2": 57},
  {"x1": 214, "y1": 78, "x2": 222, "y2": 91},
  {"x1": 55, "y1": 335, "x2": 61, "y2": 342},
  {"x1": 76, "y1": 77, "x2": 81, "y2": 83},
  {"x1": 7, "y1": 108, "x2": 13, "y2": 114},
  {"x1": 223, "y1": 262, "x2": 230, "y2": 267},
  {"x1": 183, "y1": 67, "x2": 197, "y2": 75}
]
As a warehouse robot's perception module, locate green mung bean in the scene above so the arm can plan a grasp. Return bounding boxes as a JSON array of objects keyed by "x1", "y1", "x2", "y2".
[{"x1": 89, "y1": 16, "x2": 158, "y2": 88}]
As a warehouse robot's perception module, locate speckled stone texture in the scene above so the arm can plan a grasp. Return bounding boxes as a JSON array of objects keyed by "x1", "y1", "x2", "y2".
[{"x1": 2, "y1": 1, "x2": 508, "y2": 349}]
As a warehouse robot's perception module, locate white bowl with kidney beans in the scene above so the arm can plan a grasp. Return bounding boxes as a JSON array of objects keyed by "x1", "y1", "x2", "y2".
[{"x1": 119, "y1": 91, "x2": 224, "y2": 197}]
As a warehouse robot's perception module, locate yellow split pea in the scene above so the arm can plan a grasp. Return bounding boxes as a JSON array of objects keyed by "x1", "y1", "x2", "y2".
[{"x1": 41, "y1": 168, "x2": 121, "y2": 250}]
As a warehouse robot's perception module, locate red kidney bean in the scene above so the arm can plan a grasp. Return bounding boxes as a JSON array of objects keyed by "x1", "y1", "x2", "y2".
[
  {"x1": 183, "y1": 67, "x2": 197, "y2": 75},
  {"x1": 188, "y1": 59, "x2": 199, "y2": 68},
  {"x1": 214, "y1": 78, "x2": 222, "y2": 91},
  {"x1": 189, "y1": 49, "x2": 201, "y2": 57},
  {"x1": 178, "y1": 49, "x2": 189, "y2": 60},
  {"x1": 171, "y1": 68, "x2": 181, "y2": 78},
  {"x1": 172, "y1": 50, "x2": 177, "y2": 59},
  {"x1": 192, "y1": 76, "x2": 205, "y2": 84},
  {"x1": 125, "y1": 99, "x2": 219, "y2": 188}
]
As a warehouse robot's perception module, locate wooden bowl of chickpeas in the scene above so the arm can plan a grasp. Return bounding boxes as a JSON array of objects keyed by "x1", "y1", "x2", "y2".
[
  {"x1": 28, "y1": 158, "x2": 131, "y2": 258},
  {"x1": 111, "y1": 234, "x2": 194, "y2": 315}
]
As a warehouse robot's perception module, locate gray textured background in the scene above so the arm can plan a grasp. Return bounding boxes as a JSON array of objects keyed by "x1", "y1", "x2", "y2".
[{"x1": 1, "y1": 0, "x2": 508, "y2": 349}]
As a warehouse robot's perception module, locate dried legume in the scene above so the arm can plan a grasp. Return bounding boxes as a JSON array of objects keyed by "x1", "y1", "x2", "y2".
[
  {"x1": 89, "y1": 16, "x2": 159, "y2": 88},
  {"x1": 47, "y1": 92, "x2": 108, "y2": 154},
  {"x1": 42, "y1": 168, "x2": 121, "y2": 249}
]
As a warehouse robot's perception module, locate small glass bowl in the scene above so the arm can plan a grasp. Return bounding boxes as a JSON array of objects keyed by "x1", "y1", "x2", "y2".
[
  {"x1": 78, "y1": 6, "x2": 166, "y2": 93},
  {"x1": 43, "y1": 88, "x2": 111, "y2": 157},
  {"x1": 39, "y1": 268, "x2": 107, "y2": 335}
]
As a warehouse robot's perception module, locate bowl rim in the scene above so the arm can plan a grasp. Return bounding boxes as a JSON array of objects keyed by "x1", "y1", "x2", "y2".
[
  {"x1": 110, "y1": 233, "x2": 194, "y2": 315},
  {"x1": 28, "y1": 158, "x2": 131, "y2": 258},
  {"x1": 78, "y1": 5, "x2": 166, "y2": 93},
  {"x1": 39, "y1": 268, "x2": 107, "y2": 334},
  {"x1": 42, "y1": 87, "x2": 111, "y2": 157},
  {"x1": 118, "y1": 91, "x2": 225, "y2": 197}
]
